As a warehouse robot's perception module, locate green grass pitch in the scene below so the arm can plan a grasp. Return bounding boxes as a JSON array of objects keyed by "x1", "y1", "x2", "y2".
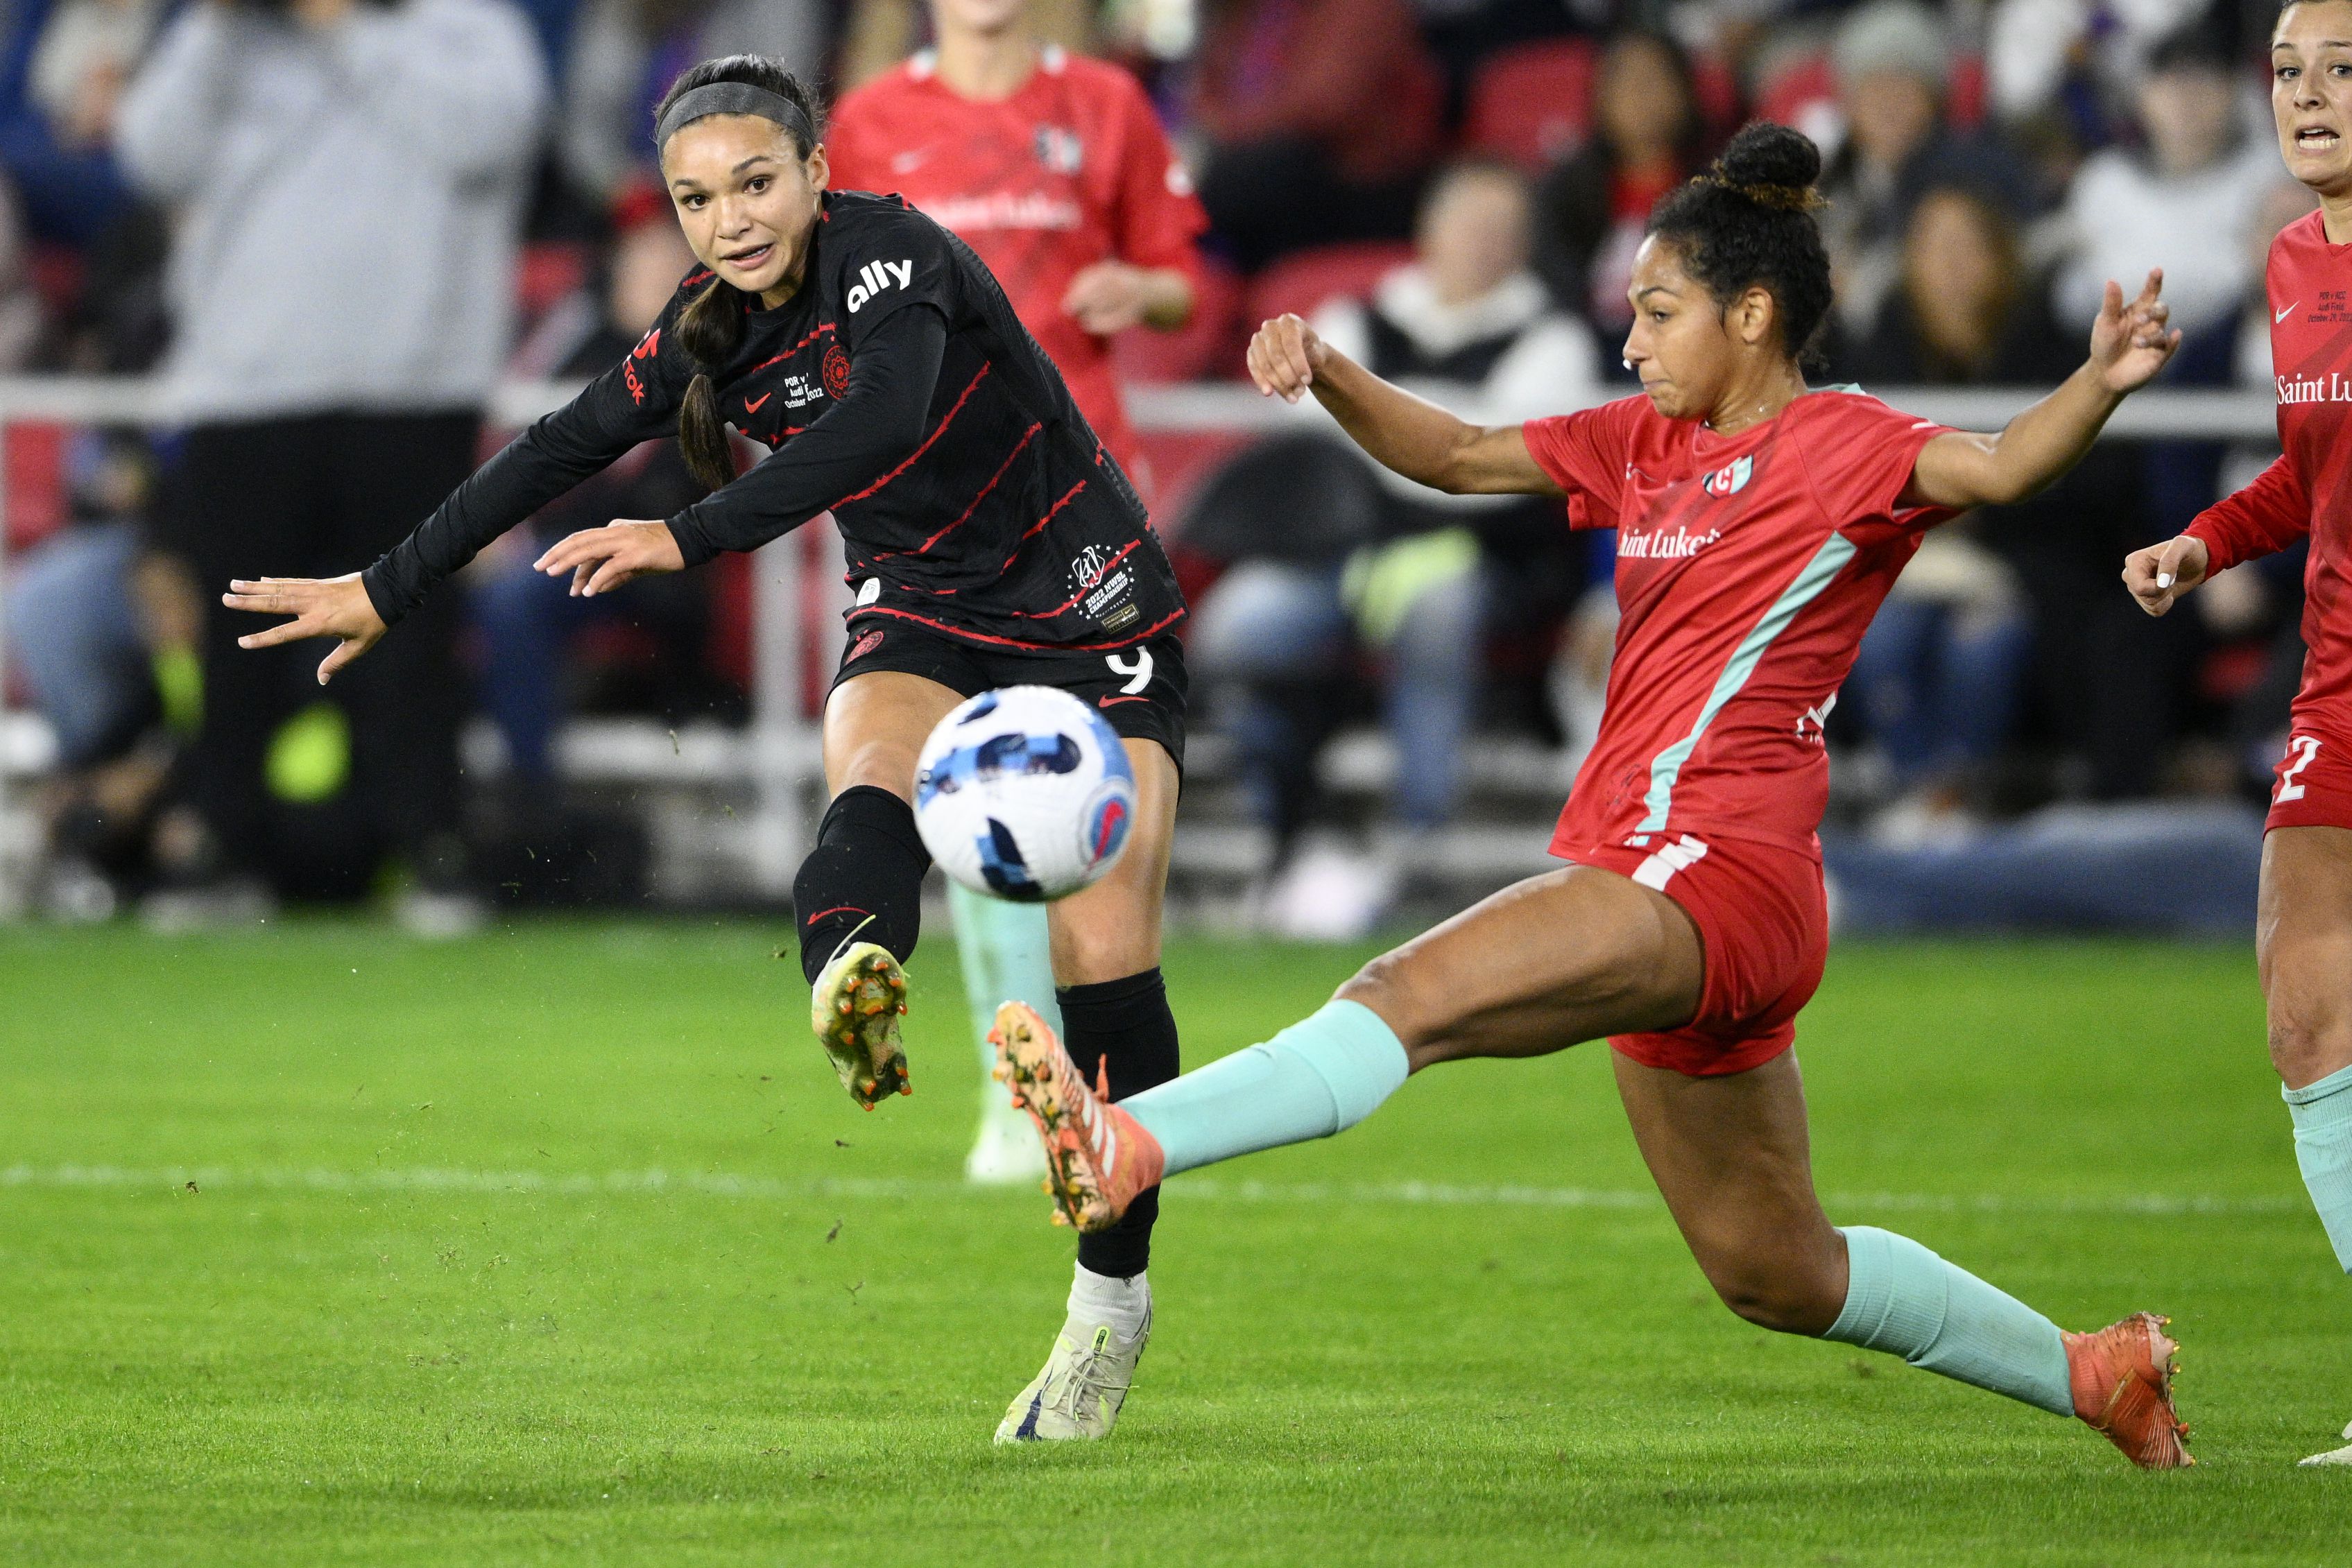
[{"x1": 1, "y1": 921, "x2": 2346, "y2": 1564}]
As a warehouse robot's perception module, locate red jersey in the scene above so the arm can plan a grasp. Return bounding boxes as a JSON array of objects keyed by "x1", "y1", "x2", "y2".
[
  {"x1": 1525, "y1": 390, "x2": 1956, "y2": 862},
  {"x1": 825, "y1": 46, "x2": 1206, "y2": 479},
  {"x1": 2186, "y1": 209, "x2": 2352, "y2": 739}
]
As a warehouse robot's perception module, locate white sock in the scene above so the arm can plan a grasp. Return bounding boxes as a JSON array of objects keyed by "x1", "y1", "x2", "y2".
[{"x1": 1067, "y1": 1263, "x2": 1151, "y2": 1342}]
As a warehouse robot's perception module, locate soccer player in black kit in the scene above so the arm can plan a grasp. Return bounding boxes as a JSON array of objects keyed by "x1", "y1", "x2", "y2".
[{"x1": 224, "y1": 56, "x2": 1186, "y2": 1443}]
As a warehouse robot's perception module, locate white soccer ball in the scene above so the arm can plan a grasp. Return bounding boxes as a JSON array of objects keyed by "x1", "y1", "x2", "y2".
[{"x1": 913, "y1": 685, "x2": 1135, "y2": 902}]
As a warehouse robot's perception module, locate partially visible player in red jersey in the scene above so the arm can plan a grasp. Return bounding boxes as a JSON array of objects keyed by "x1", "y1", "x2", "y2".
[
  {"x1": 826, "y1": 0, "x2": 1203, "y2": 484},
  {"x1": 827, "y1": 0, "x2": 1207, "y2": 1446},
  {"x1": 2125, "y1": 0, "x2": 2352, "y2": 1468},
  {"x1": 987, "y1": 121, "x2": 2197, "y2": 1467}
]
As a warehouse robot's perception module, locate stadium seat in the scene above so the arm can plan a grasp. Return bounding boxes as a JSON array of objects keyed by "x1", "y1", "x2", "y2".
[
  {"x1": 1461, "y1": 38, "x2": 1600, "y2": 170},
  {"x1": 513, "y1": 241, "x2": 591, "y2": 332},
  {"x1": 1244, "y1": 241, "x2": 1416, "y2": 332},
  {"x1": 1755, "y1": 49, "x2": 1837, "y2": 140}
]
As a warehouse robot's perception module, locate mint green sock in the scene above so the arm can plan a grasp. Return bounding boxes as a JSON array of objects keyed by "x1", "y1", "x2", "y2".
[
  {"x1": 1823, "y1": 1225, "x2": 2073, "y2": 1417},
  {"x1": 2284, "y1": 1062, "x2": 2352, "y2": 1270},
  {"x1": 949, "y1": 881, "x2": 1062, "y2": 1070},
  {"x1": 1123, "y1": 1000, "x2": 1409, "y2": 1176}
]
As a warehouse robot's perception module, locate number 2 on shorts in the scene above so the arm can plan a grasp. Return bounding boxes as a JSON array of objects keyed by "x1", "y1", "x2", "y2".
[
  {"x1": 2279, "y1": 734, "x2": 2323, "y2": 802},
  {"x1": 1106, "y1": 648, "x2": 1153, "y2": 696}
]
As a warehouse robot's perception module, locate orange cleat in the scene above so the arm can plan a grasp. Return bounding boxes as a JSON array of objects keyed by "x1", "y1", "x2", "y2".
[
  {"x1": 2065, "y1": 1312, "x2": 2192, "y2": 1469},
  {"x1": 988, "y1": 1001, "x2": 1164, "y2": 1232}
]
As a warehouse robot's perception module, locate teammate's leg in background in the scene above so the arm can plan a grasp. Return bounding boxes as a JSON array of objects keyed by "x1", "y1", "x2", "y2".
[
  {"x1": 802, "y1": 673, "x2": 962, "y2": 1106},
  {"x1": 2254, "y1": 825, "x2": 2352, "y2": 1465},
  {"x1": 996, "y1": 739, "x2": 1178, "y2": 1442},
  {"x1": 1613, "y1": 1049, "x2": 2189, "y2": 1470},
  {"x1": 949, "y1": 881, "x2": 1054, "y2": 1182}
]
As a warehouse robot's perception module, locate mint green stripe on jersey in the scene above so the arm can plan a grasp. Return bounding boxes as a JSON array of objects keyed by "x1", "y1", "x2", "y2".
[{"x1": 1636, "y1": 532, "x2": 1858, "y2": 833}]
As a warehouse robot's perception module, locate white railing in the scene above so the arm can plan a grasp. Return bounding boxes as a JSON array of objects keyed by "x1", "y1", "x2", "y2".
[{"x1": 0, "y1": 379, "x2": 2290, "y2": 911}]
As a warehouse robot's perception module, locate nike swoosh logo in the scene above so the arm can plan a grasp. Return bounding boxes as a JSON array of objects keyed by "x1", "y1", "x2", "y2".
[
  {"x1": 2278, "y1": 302, "x2": 2299, "y2": 324},
  {"x1": 744, "y1": 393, "x2": 772, "y2": 413},
  {"x1": 1097, "y1": 694, "x2": 1147, "y2": 707}
]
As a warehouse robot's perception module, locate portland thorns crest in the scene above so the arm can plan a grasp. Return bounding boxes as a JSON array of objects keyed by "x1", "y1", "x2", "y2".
[{"x1": 823, "y1": 343, "x2": 852, "y2": 399}]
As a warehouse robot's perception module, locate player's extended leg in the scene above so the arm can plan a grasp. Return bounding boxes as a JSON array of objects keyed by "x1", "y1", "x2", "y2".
[
  {"x1": 1613, "y1": 1048, "x2": 2189, "y2": 1468},
  {"x1": 947, "y1": 883, "x2": 1056, "y2": 1182},
  {"x1": 993, "y1": 864, "x2": 1704, "y2": 1229},
  {"x1": 800, "y1": 671, "x2": 963, "y2": 1106},
  {"x1": 2254, "y1": 826, "x2": 2352, "y2": 1465},
  {"x1": 995, "y1": 739, "x2": 1179, "y2": 1443}
]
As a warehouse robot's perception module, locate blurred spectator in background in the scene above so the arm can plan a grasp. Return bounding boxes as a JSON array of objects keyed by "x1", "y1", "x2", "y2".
[
  {"x1": 1186, "y1": 160, "x2": 1598, "y2": 936},
  {"x1": 1839, "y1": 183, "x2": 2042, "y2": 841},
  {"x1": 1186, "y1": 0, "x2": 1444, "y2": 272},
  {"x1": 29, "y1": 0, "x2": 157, "y2": 151},
  {"x1": 1986, "y1": 0, "x2": 2214, "y2": 130},
  {"x1": 1817, "y1": 0, "x2": 2027, "y2": 343},
  {"x1": 560, "y1": 0, "x2": 825, "y2": 209},
  {"x1": 116, "y1": 0, "x2": 547, "y2": 931},
  {"x1": 2052, "y1": 22, "x2": 2274, "y2": 341},
  {"x1": 1531, "y1": 27, "x2": 1708, "y2": 345},
  {"x1": 3, "y1": 429, "x2": 190, "y2": 917},
  {"x1": 827, "y1": 0, "x2": 1204, "y2": 496},
  {"x1": 473, "y1": 184, "x2": 707, "y2": 811},
  {"x1": 2147, "y1": 176, "x2": 2320, "y2": 797}
]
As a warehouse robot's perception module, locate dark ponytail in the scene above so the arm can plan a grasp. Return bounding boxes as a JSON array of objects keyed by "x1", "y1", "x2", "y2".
[
  {"x1": 1647, "y1": 121, "x2": 1835, "y2": 368},
  {"x1": 653, "y1": 55, "x2": 825, "y2": 492}
]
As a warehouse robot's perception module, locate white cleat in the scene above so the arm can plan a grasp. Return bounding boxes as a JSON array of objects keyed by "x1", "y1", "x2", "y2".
[
  {"x1": 2299, "y1": 1420, "x2": 2352, "y2": 1467},
  {"x1": 993, "y1": 1308, "x2": 1151, "y2": 1443},
  {"x1": 964, "y1": 1095, "x2": 1049, "y2": 1184}
]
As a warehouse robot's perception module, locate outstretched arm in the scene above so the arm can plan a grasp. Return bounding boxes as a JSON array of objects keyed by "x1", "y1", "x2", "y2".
[
  {"x1": 1245, "y1": 313, "x2": 1564, "y2": 497},
  {"x1": 1903, "y1": 270, "x2": 2179, "y2": 512},
  {"x1": 534, "y1": 306, "x2": 950, "y2": 596}
]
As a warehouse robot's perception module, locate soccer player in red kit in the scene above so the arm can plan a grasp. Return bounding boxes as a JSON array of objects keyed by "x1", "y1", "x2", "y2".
[
  {"x1": 826, "y1": 0, "x2": 1203, "y2": 484},
  {"x1": 991, "y1": 122, "x2": 2197, "y2": 1467},
  {"x1": 827, "y1": 0, "x2": 1206, "y2": 1445},
  {"x1": 2127, "y1": 0, "x2": 2352, "y2": 1467}
]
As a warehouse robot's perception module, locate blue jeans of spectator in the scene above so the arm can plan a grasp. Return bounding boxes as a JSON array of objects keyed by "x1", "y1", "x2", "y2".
[
  {"x1": 471, "y1": 551, "x2": 628, "y2": 784},
  {"x1": 1190, "y1": 556, "x2": 1484, "y2": 840},
  {"x1": 4, "y1": 522, "x2": 148, "y2": 769},
  {"x1": 1849, "y1": 594, "x2": 2032, "y2": 788}
]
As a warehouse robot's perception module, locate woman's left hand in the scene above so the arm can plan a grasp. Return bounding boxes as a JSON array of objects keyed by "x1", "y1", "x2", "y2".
[
  {"x1": 2089, "y1": 268, "x2": 2181, "y2": 395},
  {"x1": 534, "y1": 519, "x2": 685, "y2": 596}
]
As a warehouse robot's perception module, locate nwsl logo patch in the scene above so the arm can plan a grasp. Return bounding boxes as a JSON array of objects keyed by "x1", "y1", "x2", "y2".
[
  {"x1": 823, "y1": 343, "x2": 851, "y2": 399},
  {"x1": 1701, "y1": 456, "x2": 1754, "y2": 499}
]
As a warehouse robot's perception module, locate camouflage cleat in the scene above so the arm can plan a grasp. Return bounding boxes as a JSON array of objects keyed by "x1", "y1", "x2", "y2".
[
  {"x1": 988, "y1": 1001, "x2": 1163, "y2": 1232},
  {"x1": 994, "y1": 1309, "x2": 1151, "y2": 1444},
  {"x1": 811, "y1": 941, "x2": 911, "y2": 1108},
  {"x1": 2066, "y1": 1311, "x2": 2192, "y2": 1470}
]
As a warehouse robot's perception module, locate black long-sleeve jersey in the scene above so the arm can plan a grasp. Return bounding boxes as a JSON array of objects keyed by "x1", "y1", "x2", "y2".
[{"x1": 362, "y1": 190, "x2": 1185, "y2": 652}]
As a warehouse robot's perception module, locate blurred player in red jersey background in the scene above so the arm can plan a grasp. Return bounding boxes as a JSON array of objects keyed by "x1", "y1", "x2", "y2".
[{"x1": 826, "y1": 0, "x2": 1205, "y2": 1442}]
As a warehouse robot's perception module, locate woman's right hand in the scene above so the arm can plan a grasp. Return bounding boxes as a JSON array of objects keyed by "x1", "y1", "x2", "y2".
[
  {"x1": 1246, "y1": 313, "x2": 1330, "y2": 404},
  {"x1": 2121, "y1": 533, "x2": 2211, "y2": 617},
  {"x1": 222, "y1": 573, "x2": 387, "y2": 684}
]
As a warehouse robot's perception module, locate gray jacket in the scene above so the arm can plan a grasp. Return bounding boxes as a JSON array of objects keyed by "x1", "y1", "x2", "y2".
[{"x1": 117, "y1": 0, "x2": 548, "y2": 422}]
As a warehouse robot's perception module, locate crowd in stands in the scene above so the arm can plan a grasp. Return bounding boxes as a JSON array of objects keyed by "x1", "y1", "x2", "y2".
[{"x1": 0, "y1": 0, "x2": 2318, "y2": 927}]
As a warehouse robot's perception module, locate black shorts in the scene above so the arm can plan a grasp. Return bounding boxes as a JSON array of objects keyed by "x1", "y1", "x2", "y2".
[{"x1": 832, "y1": 617, "x2": 1188, "y2": 773}]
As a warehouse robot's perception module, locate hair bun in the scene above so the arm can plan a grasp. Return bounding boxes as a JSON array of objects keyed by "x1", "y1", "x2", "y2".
[{"x1": 1709, "y1": 121, "x2": 1823, "y2": 209}]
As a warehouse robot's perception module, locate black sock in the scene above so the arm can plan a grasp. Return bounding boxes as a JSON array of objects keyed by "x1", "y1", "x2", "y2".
[
  {"x1": 1062, "y1": 967, "x2": 1181, "y2": 1280},
  {"x1": 794, "y1": 786, "x2": 932, "y2": 985}
]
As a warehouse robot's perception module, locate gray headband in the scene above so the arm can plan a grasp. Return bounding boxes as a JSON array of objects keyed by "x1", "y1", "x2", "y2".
[{"x1": 654, "y1": 83, "x2": 814, "y2": 154}]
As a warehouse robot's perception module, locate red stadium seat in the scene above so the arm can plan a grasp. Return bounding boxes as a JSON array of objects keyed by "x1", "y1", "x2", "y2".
[
  {"x1": 1462, "y1": 38, "x2": 1600, "y2": 169},
  {"x1": 1244, "y1": 241, "x2": 1416, "y2": 332},
  {"x1": 1755, "y1": 49, "x2": 1837, "y2": 136},
  {"x1": 514, "y1": 241, "x2": 591, "y2": 330}
]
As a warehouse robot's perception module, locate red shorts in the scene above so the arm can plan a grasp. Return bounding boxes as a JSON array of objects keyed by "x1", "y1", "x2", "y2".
[
  {"x1": 1563, "y1": 834, "x2": 1829, "y2": 1078},
  {"x1": 2267, "y1": 726, "x2": 2352, "y2": 833}
]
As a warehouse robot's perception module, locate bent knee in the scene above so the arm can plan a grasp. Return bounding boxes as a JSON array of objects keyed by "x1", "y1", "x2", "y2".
[
  {"x1": 1706, "y1": 1266, "x2": 1842, "y2": 1336},
  {"x1": 2269, "y1": 1011, "x2": 2352, "y2": 1089}
]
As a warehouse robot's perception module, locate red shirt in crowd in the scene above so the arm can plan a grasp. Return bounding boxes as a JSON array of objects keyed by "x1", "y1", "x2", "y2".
[
  {"x1": 2186, "y1": 209, "x2": 2352, "y2": 741},
  {"x1": 826, "y1": 46, "x2": 1206, "y2": 479},
  {"x1": 1524, "y1": 390, "x2": 1957, "y2": 861}
]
